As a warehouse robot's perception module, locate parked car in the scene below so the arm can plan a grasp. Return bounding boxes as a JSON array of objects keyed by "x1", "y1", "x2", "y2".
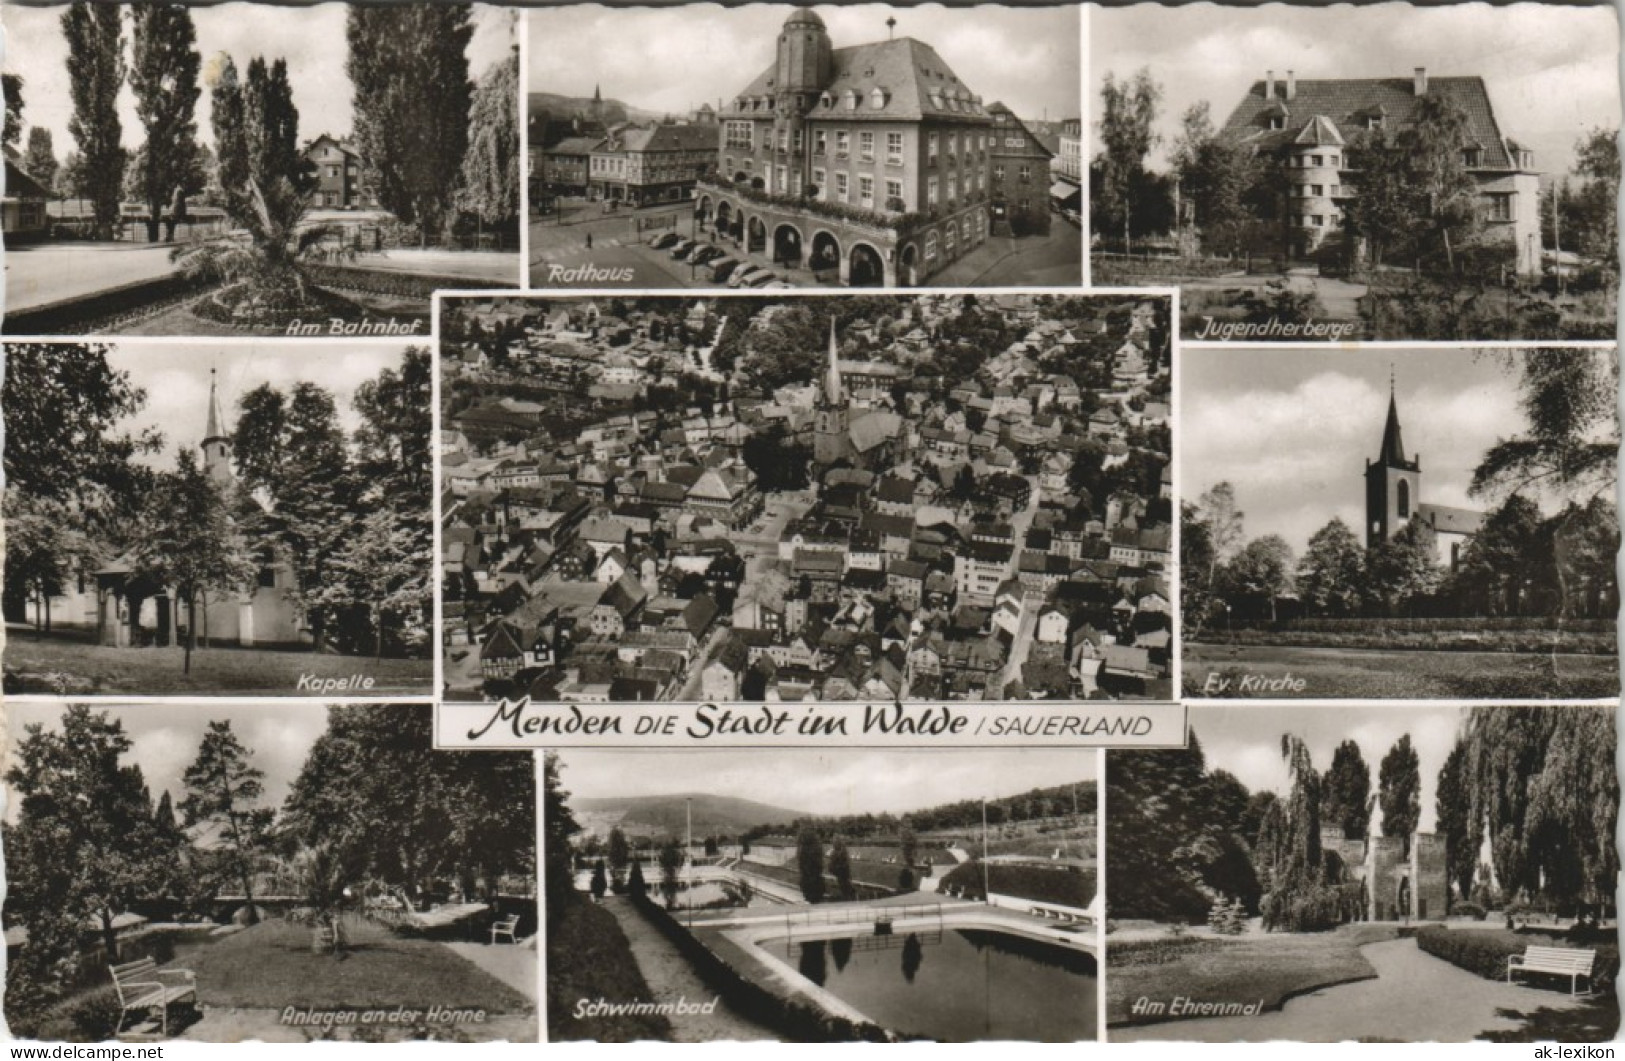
[
  {"x1": 708, "y1": 257, "x2": 741, "y2": 283},
  {"x1": 668, "y1": 238, "x2": 696, "y2": 259},
  {"x1": 691, "y1": 245, "x2": 725, "y2": 265},
  {"x1": 743, "y1": 271, "x2": 780, "y2": 288},
  {"x1": 651, "y1": 232, "x2": 680, "y2": 250},
  {"x1": 761, "y1": 279, "x2": 796, "y2": 289},
  {"x1": 724, "y1": 262, "x2": 758, "y2": 285}
]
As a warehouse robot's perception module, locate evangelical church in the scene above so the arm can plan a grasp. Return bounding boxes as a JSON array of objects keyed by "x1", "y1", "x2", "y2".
[
  {"x1": 89, "y1": 371, "x2": 303, "y2": 650},
  {"x1": 1364, "y1": 378, "x2": 1484, "y2": 566}
]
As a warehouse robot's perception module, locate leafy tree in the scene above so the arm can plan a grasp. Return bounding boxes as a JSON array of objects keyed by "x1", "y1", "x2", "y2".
[
  {"x1": 589, "y1": 859, "x2": 607, "y2": 901},
  {"x1": 1194, "y1": 482, "x2": 1244, "y2": 586},
  {"x1": 607, "y1": 827, "x2": 630, "y2": 891},
  {"x1": 1096, "y1": 68, "x2": 1163, "y2": 251},
  {"x1": 5, "y1": 707, "x2": 161, "y2": 1002},
  {"x1": 1564, "y1": 127, "x2": 1619, "y2": 263},
  {"x1": 899, "y1": 819, "x2": 917, "y2": 869},
  {"x1": 134, "y1": 449, "x2": 258, "y2": 673},
  {"x1": 829, "y1": 836, "x2": 854, "y2": 901},
  {"x1": 1434, "y1": 739, "x2": 1477, "y2": 906},
  {"x1": 459, "y1": 51, "x2": 520, "y2": 230},
  {"x1": 22, "y1": 127, "x2": 59, "y2": 190},
  {"x1": 657, "y1": 838, "x2": 683, "y2": 909},
  {"x1": 129, "y1": 3, "x2": 202, "y2": 242},
  {"x1": 1346, "y1": 93, "x2": 1480, "y2": 271},
  {"x1": 179, "y1": 720, "x2": 274, "y2": 919},
  {"x1": 2, "y1": 72, "x2": 20, "y2": 148},
  {"x1": 627, "y1": 859, "x2": 647, "y2": 899},
  {"x1": 1320, "y1": 740, "x2": 1371, "y2": 843},
  {"x1": 1257, "y1": 735, "x2": 1335, "y2": 932},
  {"x1": 1228, "y1": 535, "x2": 1295, "y2": 620},
  {"x1": 1378, "y1": 735, "x2": 1422, "y2": 860},
  {"x1": 347, "y1": 4, "x2": 474, "y2": 243},
  {"x1": 61, "y1": 3, "x2": 127, "y2": 239},
  {"x1": 1180, "y1": 501, "x2": 1217, "y2": 635},
  {"x1": 1366, "y1": 519, "x2": 1441, "y2": 616},
  {"x1": 1296, "y1": 518, "x2": 1366, "y2": 617},
  {"x1": 542, "y1": 752, "x2": 581, "y2": 928},
  {"x1": 796, "y1": 827, "x2": 826, "y2": 903},
  {"x1": 1451, "y1": 494, "x2": 1548, "y2": 616},
  {"x1": 1171, "y1": 101, "x2": 1259, "y2": 253}
]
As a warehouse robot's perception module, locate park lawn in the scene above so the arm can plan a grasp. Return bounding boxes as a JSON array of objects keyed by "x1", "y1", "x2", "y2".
[
  {"x1": 174, "y1": 917, "x2": 530, "y2": 1012},
  {"x1": 1106, "y1": 924, "x2": 1402, "y2": 1028},
  {"x1": 1183, "y1": 644, "x2": 1618, "y2": 700},
  {"x1": 6, "y1": 637, "x2": 432, "y2": 696},
  {"x1": 546, "y1": 899, "x2": 673, "y2": 1042}
]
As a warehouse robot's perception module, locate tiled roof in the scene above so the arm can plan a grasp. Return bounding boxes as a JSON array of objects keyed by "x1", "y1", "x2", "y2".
[
  {"x1": 732, "y1": 37, "x2": 987, "y2": 123},
  {"x1": 1220, "y1": 76, "x2": 1519, "y2": 170}
]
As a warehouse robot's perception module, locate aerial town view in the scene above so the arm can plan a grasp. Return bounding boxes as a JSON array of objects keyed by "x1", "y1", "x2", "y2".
[
  {"x1": 526, "y1": 5, "x2": 1082, "y2": 289},
  {"x1": 438, "y1": 292, "x2": 1173, "y2": 704}
]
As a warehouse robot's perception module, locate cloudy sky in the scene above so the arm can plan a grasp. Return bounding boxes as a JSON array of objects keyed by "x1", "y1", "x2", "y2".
[
  {"x1": 1180, "y1": 347, "x2": 1560, "y2": 557},
  {"x1": 1091, "y1": 3, "x2": 1619, "y2": 176},
  {"x1": 100, "y1": 342, "x2": 412, "y2": 472},
  {"x1": 1189, "y1": 704, "x2": 1466, "y2": 834},
  {"x1": 4, "y1": 703, "x2": 336, "y2": 824},
  {"x1": 529, "y1": 4, "x2": 1080, "y2": 125},
  {"x1": 556, "y1": 748, "x2": 1097, "y2": 817},
  {"x1": 4, "y1": 4, "x2": 515, "y2": 155}
]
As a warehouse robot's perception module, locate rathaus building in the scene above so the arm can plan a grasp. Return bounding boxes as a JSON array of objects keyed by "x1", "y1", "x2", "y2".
[{"x1": 695, "y1": 9, "x2": 995, "y2": 286}]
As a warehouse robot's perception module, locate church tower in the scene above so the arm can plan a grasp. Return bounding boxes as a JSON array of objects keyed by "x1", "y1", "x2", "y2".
[
  {"x1": 202, "y1": 368, "x2": 233, "y2": 487},
  {"x1": 1364, "y1": 375, "x2": 1421, "y2": 547},
  {"x1": 813, "y1": 317, "x2": 850, "y2": 466}
]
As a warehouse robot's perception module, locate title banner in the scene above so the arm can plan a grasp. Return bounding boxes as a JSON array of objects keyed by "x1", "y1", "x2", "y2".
[{"x1": 436, "y1": 698, "x2": 1187, "y2": 749}]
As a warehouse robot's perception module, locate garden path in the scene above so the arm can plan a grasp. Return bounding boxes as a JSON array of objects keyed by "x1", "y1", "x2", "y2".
[
  {"x1": 1117, "y1": 938, "x2": 1586, "y2": 1042},
  {"x1": 603, "y1": 898, "x2": 779, "y2": 1042}
]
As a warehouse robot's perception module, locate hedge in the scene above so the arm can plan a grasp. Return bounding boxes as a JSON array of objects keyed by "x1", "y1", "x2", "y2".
[
  {"x1": 1416, "y1": 926, "x2": 1619, "y2": 989},
  {"x1": 939, "y1": 862, "x2": 1095, "y2": 909}
]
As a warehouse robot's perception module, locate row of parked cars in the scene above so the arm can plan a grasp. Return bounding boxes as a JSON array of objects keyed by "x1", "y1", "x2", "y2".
[{"x1": 650, "y1": 232, "x2": 793, "y2": 288}]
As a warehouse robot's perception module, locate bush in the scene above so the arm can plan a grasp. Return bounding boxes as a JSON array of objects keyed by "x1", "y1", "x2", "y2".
[
  {"x1": 1451, "y1": 901, "x2": 1488, "y2": 921},
  {"x1": 67, "y1": 985, "x2": 125, "y2": 1041},
  {"x1": 1417, "y1": 926, "x2": 1619, "y2": 989}
]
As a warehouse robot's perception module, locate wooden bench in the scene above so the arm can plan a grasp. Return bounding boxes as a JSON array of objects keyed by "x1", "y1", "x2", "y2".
[
  {"x1": 110, "y1": 957, "x2": 196, "y2": 1038},
  {"x1": 490, "y1": 914, "x2": 521, "y2": 944},
  {"x1": 1506, "y1": 945, "x2": 1596, "y2": 996}
]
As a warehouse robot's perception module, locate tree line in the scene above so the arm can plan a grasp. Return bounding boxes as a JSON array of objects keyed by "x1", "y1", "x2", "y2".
[
  {"x1": 3, "y1": 704, "x2": 534, "y2": 1036},
  {"x1": 1107, "y1": 706, "x2": 1617, "y2": 930}
]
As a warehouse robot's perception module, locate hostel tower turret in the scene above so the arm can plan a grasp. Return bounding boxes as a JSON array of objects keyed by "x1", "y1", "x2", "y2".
[{"x1": 772, "y1": 8, "x2": 833, "y2": 196}]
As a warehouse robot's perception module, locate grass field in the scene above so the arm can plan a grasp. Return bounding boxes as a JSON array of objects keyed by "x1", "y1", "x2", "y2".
[
  {"x1": 6, "y1": 636, "x2": 432, "y2": 696},
  {"x1": 1106, "y1": 924, "x2": 1402, "y2": 1027},
  {"x1": 547, "y1": 900, "x2": 673, "y2": 1042},
  {"x1": 175, "y1": 917, "x2": 530, "y2": 1012},
  {"x1": 1184, "y1": 644, "x2": 1618, "y2": 700}
]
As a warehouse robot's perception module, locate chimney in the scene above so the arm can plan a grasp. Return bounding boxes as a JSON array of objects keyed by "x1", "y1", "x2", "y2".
[
  {"x1": 1414, "y1": 67, "x2": 1427, "y2": 96},
  {"x1": 1265, "y1": 70, "x2": 1275, "y2": 100},
  {"x1": 1286, "y1": 70, "x2": 1296, "y2": 101}
]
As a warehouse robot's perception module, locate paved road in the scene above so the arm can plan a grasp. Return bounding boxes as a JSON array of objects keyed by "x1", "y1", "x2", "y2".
[
  {"x1": 1117, "y1": 938, "x2": 1584, "y2": 1042},
  {"x1": 6, "y1": 242, "x2": 180, "y2": 312},
  {"x1": 601, "y1": 897, "x2": 778, "y2": 1042}
]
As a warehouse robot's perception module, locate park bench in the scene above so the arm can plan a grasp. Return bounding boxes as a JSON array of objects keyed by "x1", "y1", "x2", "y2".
[
  {"x1": 490, "y1": 914, "x2": 521, "y2": 944},
  {"x1": 1506, "y1": 945, "x2": 1596, "y2": 996},
  {"x1": 110, "y1": 957, "x2": 196, "y2": 1039}
]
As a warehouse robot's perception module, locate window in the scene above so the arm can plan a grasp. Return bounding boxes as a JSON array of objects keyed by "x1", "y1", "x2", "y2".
[
  {"x1": 793, "y1": 128, "x2": 803, "y2": 152},
  {"x1": 1005, "y1": 134, "x2": 1022, "y2": 148},
  {"x1": 328, "y1": 165, "x2": 339, "y2": 177},
  {"x1": 1311, "y1": 184, "x2": 1324, "y2": 196},
  {"x1": 1269, "y1": 116, "x2": 1285, "y2": 131},
  {"x1": 725, "y1": 121, "x2": 754, "y2": 150},
  {"x1": 1486, "y1": 193, "x2": 1514, "y2": 222},
  {"x1": 928, "y1": 132, "x2": 939, "y2": 161},
  {"x1": 947, "y1": 173, "x2": 957, "y2": 201},
  {"x1": 886, "y1": 132, "x2": 904, "y2": 165},
  {"x1": 860, "y1": 131, "x2": 874, "y2": 161},
  {"x1": 777, "y1": 164, "x2": 787, "y2": 191},
  {"x1": 859, "y1": 174, "x2": 874, "y2": 207},
  {"x1": 927, "y1": 178, "x2": 938, "y2": 206},
  {"x1": 885, "y1": 178, "x2": 903, "y2": 205},
  {"x1": 1366, "y1": 116, "x2": 1385, "y2": 130},
  {"x1": 835, "y1": 131, "x2": 850, "y2": 159},
  {"x1": 813, "y1": 167, "x2": 827, "y2": 196},
  {"x1": 1310, "y1": 214, "x2": 1324, "y2": 227},
  {"x1": 777, "y1": 128, "x2": 788, "y2": 152},
  {"x1": 1311, "y1": 154, "x2": 1323, "y2": 167},
  {"x1": 1018, "y1": 164, "x2": 1031, "y2": 182},
  {"x1": 814, "y1": 129, "x2": 827, "y2": 155},
  {"x1": 1396, "y1": 479, "x2": 1410, "y2": 518},
  {"x1": 944, "y1": 220, "x2": 957, "y2": 255},
  {"x1": 924, "y1": 232, "x2": 939, "y2": 260},
  {"x1": 870, "y1": 87, "x2": 887, "y2": 109},
  {"x1": 1464, "y1": 147, "x2": 1484, "y2": 167},
  {"x1": 835, "y1": 171, "x2": 849, "y2": 201},
  {"x1": 947, "y1": 133, "x2": 957, "y2": 156},
  {"x1": 993, "y1": 164, "x2": 1005, "y2": 181}
]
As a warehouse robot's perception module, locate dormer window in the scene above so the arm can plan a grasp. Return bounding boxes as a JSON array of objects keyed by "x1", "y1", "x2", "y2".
[
  {"x1": 929, "y1": 90, "x2": 944, "y2": 110},
  {"x1": 1269, "y1": 116, "x2": 1285, "y2": 131},
  {"x1": 844, "y1": 89, "x2": 859, "y2": 111},
  {"x1": 870, "y1": 87, "x2": 888, "y2": 109},
  {"x1": 1463, "y1": 147, "x2": 1484, "y2": 167},
  {"x1": 1366, "y1": 115, "x2": 1384, "y2": 130},
  {"x1": 819, "y1": 91, "x2": 834, "y2": 110}
]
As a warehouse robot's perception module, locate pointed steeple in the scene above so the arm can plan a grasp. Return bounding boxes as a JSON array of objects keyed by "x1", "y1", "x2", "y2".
[
  {"x1": 1378, "y1": 372, "x2": 1407, "y2": 466},
  {"x1": 204, "y1": 368, "x2": 227, "y2": 446},
  {"x1": 593, "y1": 83, "x2": 602, "y2": 103},
  {"x1": 824, "y1": 317, "x2": 843, "y2": 405}
]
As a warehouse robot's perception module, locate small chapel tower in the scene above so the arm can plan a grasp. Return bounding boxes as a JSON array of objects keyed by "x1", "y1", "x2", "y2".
[{"x1": 202, "y1": 368, "x2": 233, "y2": 487}]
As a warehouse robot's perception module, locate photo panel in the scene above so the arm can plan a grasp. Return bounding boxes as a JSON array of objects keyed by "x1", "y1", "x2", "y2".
[
  {"x1": 1179, "y1": 344, "x2": 1618, "y2": 701},
  {"x1": 3, "y1": 340, "x2": 435, "y2": 699},
  {"x1": 526, "y1": 4, "x2": 1083, "y2": 290},
  {"x1": 543, "y1": 746, "x2": 1100, "y2": 1042},
  {"x1": 1089, "y1": 3, "x2": 1620, "y2": 342},
  {"x1": 435, "y1": 289, "x2": 1176, "y2": 712},
  {"x1": 3, "y1": 701, "x2": 538, "y2": 1043},
  {"x1": 3, "y1": 2, "x2": 520, "y2": 339},
  {"x1": 1104, "y1": 702, "x2": 1619, "y2": 1043}
]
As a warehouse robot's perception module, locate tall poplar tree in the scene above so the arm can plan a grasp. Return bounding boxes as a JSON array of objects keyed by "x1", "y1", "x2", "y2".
[
  {"x1": 458, "y1": 51, "x2": 520, "y2": 233},
  {"x1": 129, "y1": 3, "x2": 201, "y2": 242},
  {"x1": 346, "y1": 4, "x2": 474, "y2": 244},
  {"x1": 61, "y1": 3, "x2": 127, "y2": 239}
]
